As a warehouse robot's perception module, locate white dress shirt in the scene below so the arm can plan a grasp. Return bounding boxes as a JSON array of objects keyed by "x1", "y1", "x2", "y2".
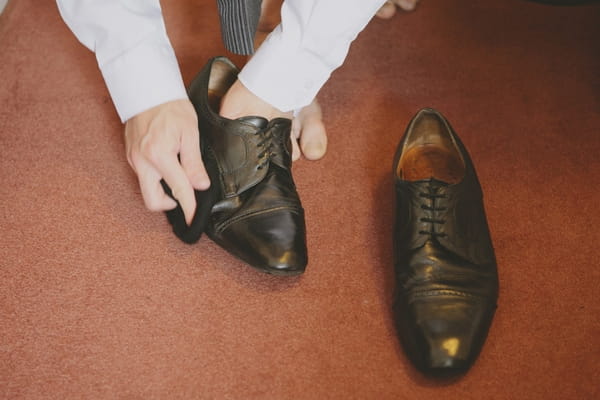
[{"x1": 57, "y1": 0, "x2": 385, "y2": 122}]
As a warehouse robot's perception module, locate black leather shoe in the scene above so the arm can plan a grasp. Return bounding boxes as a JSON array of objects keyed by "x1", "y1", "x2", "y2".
[
  {"x1": 165, "y1": 57, "x2": 308, "y2": 275},
  {"x1": 392, "y1": 108, "x2": 499, "y2": 377}
]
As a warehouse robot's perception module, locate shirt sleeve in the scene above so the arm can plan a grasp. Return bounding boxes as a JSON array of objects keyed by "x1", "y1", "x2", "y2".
[
  {"x1": 56, "y1": 0, "x2": 188, "y2": 122},
  {"x1": 238, "y1": 0, "x2": 387, "y2": 112}
]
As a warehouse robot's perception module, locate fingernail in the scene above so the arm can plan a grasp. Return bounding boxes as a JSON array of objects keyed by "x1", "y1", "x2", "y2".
[
  {"x1": 166, "y1": 198, "x2": 178, "y2": 210},
  {"x1": 194, "y1": 176, "x2": 211, "y2": 190},
  {"x1": 303, "y1": 140, "x2": 326, "y2": 160},
  {"x1": 399, "y1": 0, "x2": 417, "y2": 11}
]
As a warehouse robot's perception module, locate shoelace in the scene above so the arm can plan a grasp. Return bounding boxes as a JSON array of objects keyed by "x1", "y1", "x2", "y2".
[{"x1": 418, "y1": 191, "x2": 447, "y2": 238}]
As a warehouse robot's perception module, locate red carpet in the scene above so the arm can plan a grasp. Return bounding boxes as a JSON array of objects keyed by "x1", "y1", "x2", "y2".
[{"x1": 1, "y1": 0, "x2": 598, "y2": 398}]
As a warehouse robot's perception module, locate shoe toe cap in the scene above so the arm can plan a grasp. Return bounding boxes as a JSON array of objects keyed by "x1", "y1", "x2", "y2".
[
  {"x1": 395, "y1": 294, "x2": 496, "y2": 377},
  {"x1": 260, "y1": 247, "x2": 307, "y2": 275},
  {"x1": 218, "y1": 208, "x2": 308, "y2": 275}
]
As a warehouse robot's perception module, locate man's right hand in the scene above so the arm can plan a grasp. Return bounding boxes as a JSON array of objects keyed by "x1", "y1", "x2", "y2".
[{"x1": 124, "y1": 99, "x2": 210, "y2": 225}]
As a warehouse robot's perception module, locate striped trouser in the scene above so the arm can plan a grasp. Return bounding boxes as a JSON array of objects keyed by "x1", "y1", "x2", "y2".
[{"x1": 216, "y1": 0, "x2": 263, "y2": 55}]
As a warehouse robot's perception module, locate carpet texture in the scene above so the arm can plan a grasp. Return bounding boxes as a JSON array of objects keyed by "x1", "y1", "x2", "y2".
[{"x1": 1, "y1": 0, "x2": 599, "y2": 398}]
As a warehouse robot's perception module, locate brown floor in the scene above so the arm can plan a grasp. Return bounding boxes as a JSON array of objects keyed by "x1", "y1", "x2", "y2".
[{"x1": 1, "y1": 0, "x2": 599, "y2": 398}]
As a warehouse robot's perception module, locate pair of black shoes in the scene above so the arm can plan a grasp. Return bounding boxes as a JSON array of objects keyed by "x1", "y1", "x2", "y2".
[{"x1": 166, "y1": 57, "x2": 499, "y2": 377}]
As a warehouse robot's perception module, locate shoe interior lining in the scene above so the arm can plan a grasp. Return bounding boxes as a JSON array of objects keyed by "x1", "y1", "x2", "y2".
[
  {"x1": 207, "y1": 59, "x2": 238, "y2": 112},
  {"x1": 397, "y1": 115, "x2": 466, "y2": 184},
  {"x1": 398, "y1": 145, "x2": 465, "y2": 184}
]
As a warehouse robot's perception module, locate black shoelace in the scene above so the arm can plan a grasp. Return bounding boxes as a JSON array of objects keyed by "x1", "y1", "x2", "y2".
[{"x1": 418, "y1": 190, "x2": 447, "y2": 238}]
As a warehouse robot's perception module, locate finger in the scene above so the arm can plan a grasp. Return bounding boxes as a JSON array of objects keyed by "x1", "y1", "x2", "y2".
[
  {"x1": 291, "y1": 114, "x2": 302, "y2": 161},
  {"x1": 394, "y1": 0, "x2": 418, "y2": 11},
  {"x1": 291, "y1": 113, "x2": 302, "y2": 139},
  {"x1": 291, "y1": 138, "x2": 301, "y2": 161},
  {"x1": 137, "y1": 159, "x2": 178, "y2": 212},
  {"x1": 180, "y1": 126, "x2": 211, "y2": 190},
  {"x1": 294, "y1": 100, "x2": 326, "y2": 160},
  {"x1": 376, "y1": 2, "x2": 397, "y2": 19},
  {"x1": 152, "y1": 153, "x2": 197, "y2": 225},
  {"x1": 299, "y1": 118, "x2": 327, "y2": 161}
]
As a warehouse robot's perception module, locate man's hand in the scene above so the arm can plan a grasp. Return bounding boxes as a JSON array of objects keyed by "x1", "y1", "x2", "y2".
[
  {"x1": 220, "y1": 79, "x2": 327, "y2": 161},
  {"x1": 124, "y1": 99, "x2": 210, "y2": 225}
]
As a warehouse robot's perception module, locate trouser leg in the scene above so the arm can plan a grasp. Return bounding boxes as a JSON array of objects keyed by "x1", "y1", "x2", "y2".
[{"x1": 216, "y1": 0, "x2": 263, "y2": 55}]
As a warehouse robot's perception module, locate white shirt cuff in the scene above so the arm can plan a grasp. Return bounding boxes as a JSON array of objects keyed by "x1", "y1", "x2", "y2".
[
  {"x1": 99, "y1": 37, "x2": 188, "y2": 122},
  {"x1": 238, "y1": 27, "x2": 330, "y2": 113},
  {"x1": 238, "y1": 0, "x2": 385, "y2": 113}
]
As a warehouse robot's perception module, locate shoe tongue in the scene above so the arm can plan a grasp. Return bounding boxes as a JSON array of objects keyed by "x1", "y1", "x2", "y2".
[
  {"x1": 237, "y1": 116, "x2": 269, "y2": 129},
  {"x1": 411, "y1": 177, "x2": 450, "y2": 190},
  {"x1": 426, "y1": 177, "x2": 450, "y2": 187}
]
